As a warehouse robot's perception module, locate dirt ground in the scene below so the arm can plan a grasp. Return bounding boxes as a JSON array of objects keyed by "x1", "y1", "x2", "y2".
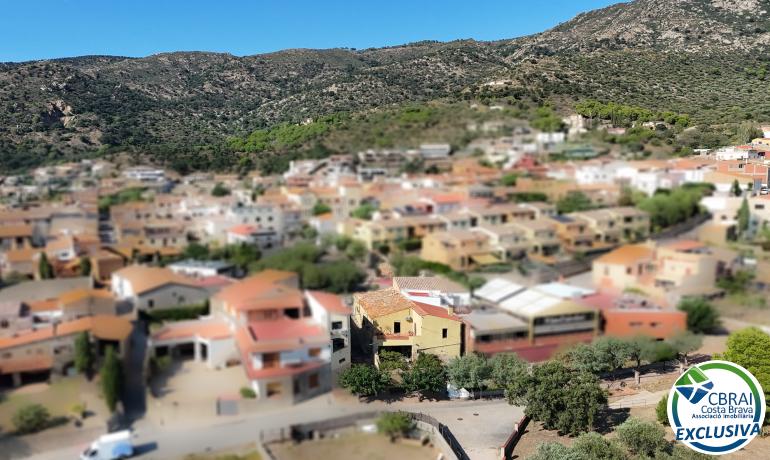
[
  {"x1": 0, "y1": 376, "x2": 102, "y2": 431},
  {"x1": 269, "y1": 433, "x2": 439, "y2": 460}
]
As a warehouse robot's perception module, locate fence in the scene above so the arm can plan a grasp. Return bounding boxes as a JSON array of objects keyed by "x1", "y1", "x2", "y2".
[
  {"x1": 500, "y1": 415, "x2": 530, "y2": 460},
  {"x1": 285, "y1": 410, "x2": 471, "y2": 460}
]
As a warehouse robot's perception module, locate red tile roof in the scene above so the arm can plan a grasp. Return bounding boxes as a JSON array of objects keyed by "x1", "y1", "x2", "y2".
[{"x1": 412, "y1": 301, "x2": 461, "y2": 322}]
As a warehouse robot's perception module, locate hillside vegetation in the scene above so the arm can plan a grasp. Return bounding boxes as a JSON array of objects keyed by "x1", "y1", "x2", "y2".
[{"x1": 2, "y1": 0, "x2": 770, "y2": 172}]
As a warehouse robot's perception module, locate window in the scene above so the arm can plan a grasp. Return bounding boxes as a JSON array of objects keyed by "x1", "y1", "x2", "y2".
[
  {"x1": 147, "y1": 299, "x2": 154, "y2": 309},
  {"x1": 629, "y1": 321, "x2": 643, "y2": 327},
  {"x1": 308, "y1": 373, "x2": 320, "y2": 389},
  {"x1": 331, "y1": 321, "x2": 343, "y2": 330},
  {"x1": 393, "y1": 321, "x2": 401, "y2": 334},
  {"x1": 442, "y1": 328, "x2": 448, "y2": 339},
  {"x1": 0, "y1": 319, "x2": 8, "y2": 328},
  {"x1": 263, "y1": 352, "x2": 280, "y2": 369},
  {"x1": 626, "y1": 267, "x2": 632, "y2": 275}
]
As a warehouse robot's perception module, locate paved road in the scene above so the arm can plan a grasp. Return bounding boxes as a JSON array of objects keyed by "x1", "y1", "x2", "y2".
[{"x1": 19, "y1": 397, "x2": 521, "y2": 460}]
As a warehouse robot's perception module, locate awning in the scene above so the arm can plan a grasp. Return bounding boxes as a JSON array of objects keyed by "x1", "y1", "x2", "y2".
[{"x1": 470, "y1": 253, "x2": 502, "y2": 265}]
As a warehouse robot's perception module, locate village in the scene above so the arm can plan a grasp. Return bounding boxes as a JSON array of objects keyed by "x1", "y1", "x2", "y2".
[{"x1": 2, "y1": 111, "x2": 770, "y2": 460}]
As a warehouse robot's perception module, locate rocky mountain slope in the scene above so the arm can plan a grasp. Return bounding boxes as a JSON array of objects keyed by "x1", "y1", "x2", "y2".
[{"x1": 1, "y1": 0, "x2": 770, "y2": 171}]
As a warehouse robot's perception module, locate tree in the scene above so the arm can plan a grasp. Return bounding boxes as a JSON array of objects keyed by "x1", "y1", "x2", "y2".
[
  {"x1": 616, "y1": 418, "x2": 668, "y2": 458},
  {"x1": 593, "y1": 337, "x2": 631, "y2": 378},
  {"x1": 211, "y1": 182, "x2": 230, "y2": 197},
  {"x1": 74, "y1": 331, "x2": 94, "y2": 375},
  {"x1": 100, "y1": 346, "x2": 123, "y2": 413},
  {"x1": 716, "y1": 327, "x2": 770, "y2": 418},
  {"x1": 556, "y1": 191, "x2": 593, "y2": 214},
  {"x1": 12, "y1": 404, "x2": 50, "y2": 434},
  {"x1": 515, "y1": 361, "x2": 606, "y2": 435},
  {"x1": 446, "y1": 353, "x2": 491, "y2": 397},
  {"x1": 677, "y1": 297, "x2": 720, "y2": 333},
  {"x1": 625, "y1": 335, "x2": 657, "y2": 386},
  {"x1": 79, "y1": 256, "x2": 92, "y2": 277},
  {"x1": 339, "y1": 364, "x2": 388, "y2": 396},
  {"x1": 376, "y1": 412, "x2": 414, "y2": 441},
  {"x1": 490, "y1": 353, "x2": 528, "y2": 394},
  {"x1": 403, "y1": 353, "x2": 447, "y2": 397},
  {"x1": 312, "y1": 202, "x2": 332, "y2": 215},
  {"x1": 378, "y1": 350, "x2": 409, "y2": 385},
  {"x1": 737, "y1": 197, "x2": 750, "y2": 236},
  {"x1": 667, "y1": 332, "x2": 703, "y2": 372},
  {"x1": 38, "y1": 252, "x2": 54, "y2": 279},
  {"x1": 183, "y1": 242, "x2": 210, "y2": 260},
  {"x1": 345, "y1": 240, "x2": 367, "y2": 262},
  {"x1": 351, "y1": 203, "x2": 377, "y2": 220},
  {"x1": 656, "y1": 394, "x2": 669, "y2": 426},
  {"x1": 501, "y1": 173, "x2": 519, "y2": 187},
  {"x1": 731, "y1": 179, "x2": 742, "y2": 197}
]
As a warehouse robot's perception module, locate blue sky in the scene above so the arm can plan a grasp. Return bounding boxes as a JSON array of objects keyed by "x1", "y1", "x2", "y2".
[{"x1": 3, "y1": 1, "x2": 619, "y2": 62}]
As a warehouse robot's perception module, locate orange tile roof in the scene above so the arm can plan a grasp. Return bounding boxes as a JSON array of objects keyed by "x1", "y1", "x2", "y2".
[
  {"x1": 354, "y1": 288, "x2": 414, "y2": 318},
  {"x1": 152, "y1": 319, "x2": 231, "y2": 342},
  {"x1": 0, "y1": 225, "x2": 33, "y2": 238},
  {"x1": 0, "y1": 355, "x2": 54, "y2": 374},
  {"x1": 411, "y1": 301, "x2": 461, "y2": 322},
  {"x1": 214, "y1": 270, "x2": 302, "y2": 311},
  {"x1": 664, "y1": 240, "x2": 705, "y2": 252},
  {"x1": 0, "y1": 312, "x2": 129, "y2": 349},
  {"x1": 58, "y1": 289, "x2": 114, "y2": 307},
  {"x1": 228, "y1": 224, "x2": 259, "y2": 236},
  {"x1": 113, "y1": 265, "x2": 199, "y2": 295},
  {"x1": 595, "y1": 244, "x2": 654, "y2": 265}
]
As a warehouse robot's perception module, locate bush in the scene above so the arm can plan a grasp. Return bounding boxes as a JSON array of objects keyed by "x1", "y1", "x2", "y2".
[
  {"x1": 12, "y1": 404, "x2": 50, "y2": 434},
  {"x1": 656, "y1": 394, "x2": 669, "y2": 426},
  {"x1": 240, "y1": 387, "x2": 256, "y2": 399},
  {"x1": 150, "y1": 355, "x2": 173, "y2": 375},
  {"x1": 144, "y1": 304, "x2": 209, "y2": 323},
  {"x1": 376, "y1": 412, "x2": 414, "y2": 440},
  {"x1": 616, "y1": 418, "x2": 668, "y2": 457}
]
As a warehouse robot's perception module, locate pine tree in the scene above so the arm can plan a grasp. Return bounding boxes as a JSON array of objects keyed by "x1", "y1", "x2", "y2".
[
  {"x1": 74, "y1": 331, "x2": 94, "y2": 375},
  {"x1": 38, "y1": 253, "x2": 54, "y2": 279},
  {"x1": 732, "y1": 179, "x2": 742, "y2": 197},
  {"x1": 100, "y1": 346, "x2": 122, "y2": 413},
  {"x1": 737, "y1": 197, "x2": 750, "y2": 236}
]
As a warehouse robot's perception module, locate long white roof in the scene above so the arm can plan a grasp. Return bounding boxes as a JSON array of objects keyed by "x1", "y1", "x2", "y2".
[
  {"x1": 500, "y1": 289, "x2": 562, "y2": 317},
  {"x1": 474, "y1": 278, "x2": 524, "y2": 303}
]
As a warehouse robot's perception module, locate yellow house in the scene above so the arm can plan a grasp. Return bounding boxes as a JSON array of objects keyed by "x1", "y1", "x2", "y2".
[
  {"x1": 420, "y1": 230, "x2": 500, "y2": 271},
  {"x1": 352, "y1": 288, "x2": 462, "y2": 362}
]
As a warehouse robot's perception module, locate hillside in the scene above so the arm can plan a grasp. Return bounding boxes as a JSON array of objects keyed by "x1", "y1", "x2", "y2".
[{"x1": 2, "y1": 0, "x2": 770, "y2": 172}]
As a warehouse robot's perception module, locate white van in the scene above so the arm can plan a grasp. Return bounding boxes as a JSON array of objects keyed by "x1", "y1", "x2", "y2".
[{"x1": 80, "y1": 430, "x2": 134, "y2": 460}]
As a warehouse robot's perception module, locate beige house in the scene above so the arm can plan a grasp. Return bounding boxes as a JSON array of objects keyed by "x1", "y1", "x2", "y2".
[{"x1": 420, "y1": 230, "x2": 500, "y2": 271}]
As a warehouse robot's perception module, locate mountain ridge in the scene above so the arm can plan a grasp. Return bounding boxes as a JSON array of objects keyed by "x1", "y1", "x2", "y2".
[{"x1": 2, "y1": 0, "x2": 770, "y2": 172}]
